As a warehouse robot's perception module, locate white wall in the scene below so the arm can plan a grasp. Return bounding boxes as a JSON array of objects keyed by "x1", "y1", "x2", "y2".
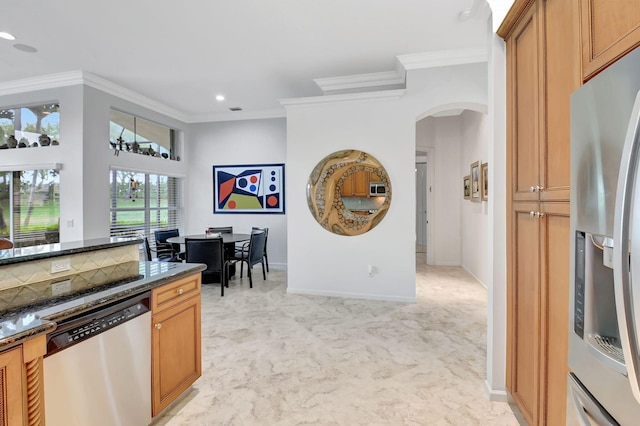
[
  {"x1": 461, "y1": 110, "x2": 489, "y2": 285},
  {"x1": 284, "y1": 62, "x2": 488, "y2": 302},
  {"x1": 186, "y1": 119, "x2": 288, "y2": 269},
  {"x1": 486, "y1": 29, "x2": 509, "y2": 400}
]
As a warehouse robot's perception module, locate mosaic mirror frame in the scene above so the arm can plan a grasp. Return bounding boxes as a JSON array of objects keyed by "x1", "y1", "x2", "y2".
[{"x1": 306, "y1": 150, "x2": 392, "y2": 236}]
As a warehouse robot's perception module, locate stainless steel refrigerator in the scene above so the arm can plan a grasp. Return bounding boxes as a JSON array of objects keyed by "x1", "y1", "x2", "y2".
[{"x1": 568, "y1": 45, "x2": 640, "y2": 425}]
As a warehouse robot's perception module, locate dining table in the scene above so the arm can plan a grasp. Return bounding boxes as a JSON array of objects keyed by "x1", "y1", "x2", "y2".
[
  {"x1": 166, "y1": 233, "x2": 251, "y2": 247},
  {"x1": 166, "y1": 233, "x2": 251, "y2": 279}
]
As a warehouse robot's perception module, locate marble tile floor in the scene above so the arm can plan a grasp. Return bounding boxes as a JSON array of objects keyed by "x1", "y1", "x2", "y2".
[{"x1": 155, "y1": 261, "x2": 523, "y2": 426}]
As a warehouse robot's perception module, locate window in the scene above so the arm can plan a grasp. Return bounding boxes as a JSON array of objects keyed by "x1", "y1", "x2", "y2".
[
  {"x1": 0, "y1": 169, "x2": 60, "y2": 247},
  {"x1": 0, "y1": 103, "x2": 60, "y2": 148},
  {"x1": 109, "y1": 110, "x2": 178, "y2": 160},
  {"x1": 109, "y1": 170, "x2": 184, "y2": 242}
]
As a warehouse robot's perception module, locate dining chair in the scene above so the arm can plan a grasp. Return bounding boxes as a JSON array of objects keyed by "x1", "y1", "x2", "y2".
[
  {"x1": 154, "y1": 229, "x2": 183, "y2": 262},
  {"x1": 142, "y1": 237, "x2": 176, "y2": 262},
  {"x1": 251, "y1": 226, "x2": 269, "y2": 272},
  {"x1": 185, "y1": 237, "x2": 229, "y2": 296},
  {"x1": 207, "y1": 226, "x2": 233, "y2": 234},
  {"x1": 230, "y1": 230, "x2": 267, "y2": 288}
]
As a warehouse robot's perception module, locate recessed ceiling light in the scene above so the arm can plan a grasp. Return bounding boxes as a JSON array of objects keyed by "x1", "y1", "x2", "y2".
[
  {"x1": 0, "y1": 32, "x2": 16, "y2": 40},
  {"x1": 13, "y1": 43, "x2": 37, "y2": 53},
  {"x1": 215, "y1": 95, "x2": 225, "y2": 101}
]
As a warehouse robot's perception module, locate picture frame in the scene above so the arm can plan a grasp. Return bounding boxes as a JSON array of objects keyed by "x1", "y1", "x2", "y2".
[
  {"x1": 481, "y1": 162, "x2": 489, "y2": 201},
  {"x1": 470, "y1": 160, "x2": 481, "y2": 202},
  {"x1": 463, "y1": 175, "x2": 471, "y2": 200},
  {"x1": 213, "y1": 163, "x2": 285, "y2": 214}
]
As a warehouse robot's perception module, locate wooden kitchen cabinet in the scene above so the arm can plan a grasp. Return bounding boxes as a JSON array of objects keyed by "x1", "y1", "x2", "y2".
[
  {"x1": 151, "y1": 273, "x2": 202, "y2": 416},
  {"x1": 499, "y1": 0, "x2": 578, "y2": 424},
  {"x1": 581, "y1": 0, "x2": 640, "y2": 81},
  {"x1": 0, "y1": 335, "x2": 46, "y2": 426},
  {"x1": 341, "y1": 170, "x2": 369, "y2": 197},
  {"x1": 0, "y1": 347, "x2": 24, "y2": 426}
]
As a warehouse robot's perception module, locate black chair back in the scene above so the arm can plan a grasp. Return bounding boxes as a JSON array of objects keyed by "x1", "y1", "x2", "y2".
[
  {"x1": 185, "y1": 237, "x2": 228, "y2": 295},
  {"x1": 208, "y1": 226, "x2": 233, "y2": 234},
  {"x1": 142, "y1": 237, "x2": 152, "y2": 261},
  {"x1": 248, "y1": 231, "x2": 267, "y2": 266},
  {"x1": 251, "y1": 226, "x2": 269, "y2": 271},
  {"x1": 154, "y1": 229, "x2": 180, "y2": 259}
]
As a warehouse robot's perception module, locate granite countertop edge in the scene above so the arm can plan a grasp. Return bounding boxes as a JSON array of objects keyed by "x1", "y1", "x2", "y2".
[{"x1": 0, "y1": 262, "x2": 206, "y2": 351}]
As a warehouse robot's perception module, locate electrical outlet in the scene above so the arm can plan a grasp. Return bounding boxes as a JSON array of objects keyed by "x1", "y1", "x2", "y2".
[
  {"x1": 51, "y1": 279, "x2": 71, "y2": 296},
  {"x1": 51, "y1": 258, "x2": 71, "y2": 274}
]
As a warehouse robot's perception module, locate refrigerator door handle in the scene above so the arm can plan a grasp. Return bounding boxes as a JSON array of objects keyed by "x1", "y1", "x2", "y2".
[
  {"x1": 613, "y1": 90, "x2": 640, "y2": 403},
  {"x1": 567, "y1": 374, "x2": 619, "y2": 426}
]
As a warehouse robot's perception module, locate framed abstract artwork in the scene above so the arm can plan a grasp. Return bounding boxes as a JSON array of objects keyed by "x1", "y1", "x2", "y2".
[{"x1": 213, "y1": 163, "x2": 285, "y2": 214}]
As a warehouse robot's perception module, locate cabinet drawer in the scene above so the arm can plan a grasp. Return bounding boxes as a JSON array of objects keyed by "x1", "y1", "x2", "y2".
[{"x1": 152, "y1": 273, "x2": 201, "y2": 312}]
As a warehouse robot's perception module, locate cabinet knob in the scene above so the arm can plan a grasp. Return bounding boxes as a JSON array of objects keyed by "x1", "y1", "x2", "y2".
[
  {"x1": 529, "y1": 211, "x2": 536, "y2": 217},
  {"x1": 177, "y1": 288, "x2": 184, "y2": 295},
  {"x1": 536, "y1": 211, "x2": 545, "y2": 218},
  {"x1": 536, "y1": 185, "x2": 544, "y2": 192},
  {"x1": 155, "y1": 323, "x2": 162, "y2": 330},
  {"x1": 529, "y1": 186, "x2": 536, "y2": 193}
]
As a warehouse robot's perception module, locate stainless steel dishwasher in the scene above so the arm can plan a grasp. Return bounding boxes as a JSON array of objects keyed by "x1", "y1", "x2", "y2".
[{"x1": 43, "y1": 291, "x2": 152, "y2": 426}]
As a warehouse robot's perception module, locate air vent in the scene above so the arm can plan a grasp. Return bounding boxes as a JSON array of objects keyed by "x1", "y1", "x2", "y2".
[{"x1": 229, "y1": 107, "x2": 243, "y2": 112}]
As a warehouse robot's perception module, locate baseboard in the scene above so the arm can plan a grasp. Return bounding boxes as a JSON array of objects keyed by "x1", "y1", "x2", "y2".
[
  {"x1": 484, "y1": 380, "x2": 509, "y2": 402},
  {"x1": 462, "y1": 265, "x2": 487, "y2": 289},
  {"x1": 286, "y1": 287, "x2": 416, "y2": 303},
  {"x1": 268, "y1": 262, "x2": 287, "y2": 271}
]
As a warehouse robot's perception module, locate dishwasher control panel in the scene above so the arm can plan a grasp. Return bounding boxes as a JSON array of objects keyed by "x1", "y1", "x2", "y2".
[{"x1": 45, "y1": 293, "x2": 150, "y2": 357}]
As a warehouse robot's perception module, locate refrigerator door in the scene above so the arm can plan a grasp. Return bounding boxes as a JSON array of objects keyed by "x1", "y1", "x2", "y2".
[
  {"x1": 567, "y1": 373, "x2": 619, "y2": 425},
  {"x1": 613, "y1": 90, "x2": 640, "y2": 403}
]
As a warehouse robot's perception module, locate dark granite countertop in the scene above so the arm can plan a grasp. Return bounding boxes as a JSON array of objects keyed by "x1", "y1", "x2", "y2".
[
  {"x1": 0, "y1": 237, "x2": 143, "y2": 266},
  {"x1": 0, "y1": 261, "x2": 206, "y2": 351}
]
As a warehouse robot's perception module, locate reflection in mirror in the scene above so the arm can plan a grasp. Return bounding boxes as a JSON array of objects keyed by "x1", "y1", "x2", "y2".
[{"x1": 307, "y1": 150, "x2": 391, "y2": 236}]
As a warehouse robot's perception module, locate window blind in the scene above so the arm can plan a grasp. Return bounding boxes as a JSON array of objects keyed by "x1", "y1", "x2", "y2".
[{"x1": 109, "y1": 169, "x2": 184, "y2": 246}]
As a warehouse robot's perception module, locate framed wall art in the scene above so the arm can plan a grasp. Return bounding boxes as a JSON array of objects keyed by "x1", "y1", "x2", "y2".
[
  {"x1": 470, "y1": 160, "x2": 481, "y2": 202},
  {"x1": 481, "y1": 162, "x2": 488, "y2": 201},
  {"x1": 463, "y1": 175, "x2": 471, "y2": 200},
  {"x1": 213, "y1": 163, "x2": 285, "y2": 214}
]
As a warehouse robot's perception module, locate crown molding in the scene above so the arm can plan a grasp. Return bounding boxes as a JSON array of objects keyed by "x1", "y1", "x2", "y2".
[
  {"x1": 397, "y1": 47, "x2": 487, "y2": 70},
  {"x1": 188, "y1": 107, "x2": 286, "y2": 123},
  {"x1": 280, "y1": 89, "x2": 406, "y2": 107},
  {"x1": 0, "y1": 71, "x2": 84, "y2": 96},
  {"x1": 81, "y1": 71, "x2": 190, "y2": 122},
  {"x1": 0, "y1": 70, "x2": 191, "y2": 122},
  {"x1": 314, "y1": 68, "x2": 405, "y2": 93}
]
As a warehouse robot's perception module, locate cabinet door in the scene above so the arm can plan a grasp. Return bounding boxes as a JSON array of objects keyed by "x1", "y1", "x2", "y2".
[
  {"x1": 0, "y1": 347, "x2": 24, "y2": 425},
  {"x1": 507, "y1": 201, "x2": 541, "y2": 426},
  {"x1": 581, "y1": 0, "x2": 640, "y2": 80},
  {"x1": 152, "y1": 296, "x2": 202, "y2": 416},
  {"x1": 507, "y1": 3, "x2": 542, "y2": 202},
  {"x1": 540, "y1": 0, "x2": 579, "y2": 202},
  {"x1": 352, "y1": 171, "x2": 369, "y2": 197},
  {"x1": 539, "y1": 202, "x2": 570, "y2": 425},
  {"x1": 341, "y1": 174, "x2": 354, "y2": 196}
]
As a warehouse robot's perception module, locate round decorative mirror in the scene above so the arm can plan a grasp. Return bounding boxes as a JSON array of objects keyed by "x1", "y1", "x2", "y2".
[{"x1": 306, "y1": 149, "x2": 392, "y2": 236}]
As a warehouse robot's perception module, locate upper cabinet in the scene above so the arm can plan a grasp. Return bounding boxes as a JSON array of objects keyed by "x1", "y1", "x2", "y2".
[
  {"x1": 502, "y1": 0, "x2": 578, "y2": 204},
  {"x1": 581, "y1": 0, "x2": 640, "y2": 80}
]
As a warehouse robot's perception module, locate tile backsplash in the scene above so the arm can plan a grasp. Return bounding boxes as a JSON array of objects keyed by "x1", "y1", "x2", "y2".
[{"x1": 0, "y1": 245, "x2": 140, "y2": 291}]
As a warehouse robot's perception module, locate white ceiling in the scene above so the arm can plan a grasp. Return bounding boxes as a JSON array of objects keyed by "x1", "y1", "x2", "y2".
[{"x1": 0, "y1": 0, "x2": 490, "y2": 122}]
